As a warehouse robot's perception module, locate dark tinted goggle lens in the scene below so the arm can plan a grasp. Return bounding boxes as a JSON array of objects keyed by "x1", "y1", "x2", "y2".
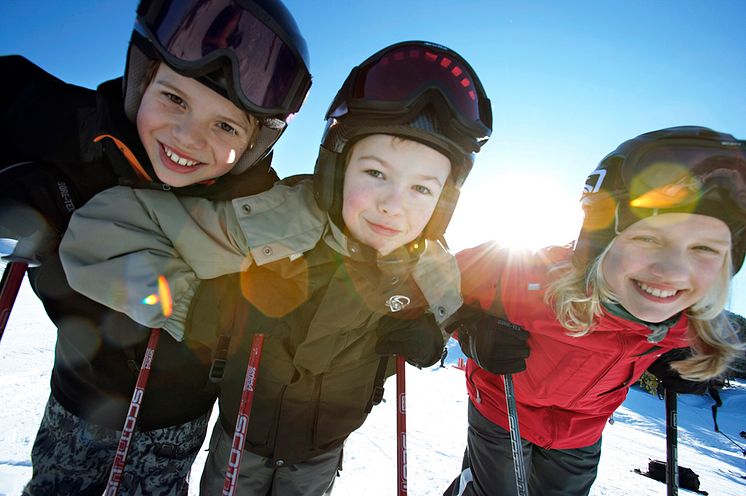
[
  {"x1": 353, "y1": 44, "x2": 487, "y2": 124},
  {"x1": 144, "y1": 0, "x2": 305, "y2": 111},
  {"x1": 627, "y1": 146, "x2": 746, "y2": 209}
]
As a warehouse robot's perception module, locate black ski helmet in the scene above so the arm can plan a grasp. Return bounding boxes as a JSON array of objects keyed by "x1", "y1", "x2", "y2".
[
  {"x1": 123, "y1": 0, "x2": 311, "y2": 174},
  {"x1": 313, "y1": 41, "x2": 492, "y2": 240},
  {"x1": 575, "y1": 126, "x2": 746, "y2": 274}
]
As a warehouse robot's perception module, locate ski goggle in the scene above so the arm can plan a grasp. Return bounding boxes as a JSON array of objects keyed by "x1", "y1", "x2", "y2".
[
  {"x1": 327, "y1": 41, "x2": 492, "y2": 145},
  {"x1": 621, "y1": 143, "x2": 746, "y2": 213},
  {"x1": 136, "y1": 0, "x2": 311, "y2": 119}
]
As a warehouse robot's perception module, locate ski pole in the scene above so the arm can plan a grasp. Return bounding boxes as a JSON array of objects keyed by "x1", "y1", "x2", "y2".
[
  {"x1": 503, "y1": 374, "x2": 528, "y2": 496},
  {"x1": 223, "y1": 333, "x2": 265, "y2": 496},
  {"x1": 396, "y1": 355, "x2": 407, "y2": 496},
  {"x1": 0, "y1": 261, "x2": 27, "y2": 343},
  {"x1": 665, "y1": 390, "x2": 678, "y2": 496},
  {"x1": 105, "y1": 328, "x2": 162, "y2": 495}
]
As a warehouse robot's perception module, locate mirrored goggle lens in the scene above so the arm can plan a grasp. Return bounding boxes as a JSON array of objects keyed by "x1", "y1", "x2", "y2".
[
  {"x1": 627, "y1": 146, "x2": 746, "y2": 209},
  {"x1": 353, "y1": 44, "x2": 487, "y2": 124},
  {"x1": 147, "y1": 0, "x2": 305, "y2": 110}
]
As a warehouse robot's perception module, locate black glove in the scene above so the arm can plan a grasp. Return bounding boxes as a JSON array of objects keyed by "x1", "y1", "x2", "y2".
[
  {"x1": 0, "y1": 162, "x2": 79, "y2": 265},
  {"x1": 375, "y1": 313, "x2": 444, "y2": 368},
  {"x1": 647, "y1": 348, "x2": 709, "y2": 395},
  {"x1": 449, "y1": 307, "x2": 530, "y2": 375}
]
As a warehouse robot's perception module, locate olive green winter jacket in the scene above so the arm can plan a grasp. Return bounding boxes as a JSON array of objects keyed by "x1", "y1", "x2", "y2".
[{"x1": 60, "y1": 175, "x2": 462, "y2": 463}]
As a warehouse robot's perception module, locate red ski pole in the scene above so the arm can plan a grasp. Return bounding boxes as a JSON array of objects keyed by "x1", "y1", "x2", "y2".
[
  {"x1": 105, "y1": 328, "x2": 162, "y2": 495},
  {"x1": 396, "y1": 355, "x2": 407, "y2": 496},
  {"x1": 223, "y1": 333, "x2": 265, "y2": 496},
  {"x1": 0, "y1": 261, "x2": 27, "y2": 342}
]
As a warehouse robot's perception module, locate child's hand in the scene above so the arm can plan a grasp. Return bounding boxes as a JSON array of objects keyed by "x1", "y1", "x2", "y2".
[
  {"x1": 374, "y1": 313, "x2": 444, "y2": 368},
  {"x1": 647, "y1": 348, "x2": 710, "y2": 395},
  {"x1": 0, "y1": 161, "x2": 77, "y2": 265},
  {"x1": 450, "y1": 307, "x2": 530, "y2": 375}
]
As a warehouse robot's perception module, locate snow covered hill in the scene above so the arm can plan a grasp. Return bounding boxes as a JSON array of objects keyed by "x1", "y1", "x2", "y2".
[{"x1": 1, "y1": 275, "x2": 744, "y2": 495}]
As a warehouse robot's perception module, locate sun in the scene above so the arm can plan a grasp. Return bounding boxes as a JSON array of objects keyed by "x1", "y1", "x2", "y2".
[{"x1": 445, "y1": 172, "x2": 584, "y2": 253}]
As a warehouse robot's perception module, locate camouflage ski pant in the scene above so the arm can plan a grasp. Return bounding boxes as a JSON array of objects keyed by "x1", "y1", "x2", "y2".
[{"x1": 22, "y1": 394, "x2": 210, "y2": 496}]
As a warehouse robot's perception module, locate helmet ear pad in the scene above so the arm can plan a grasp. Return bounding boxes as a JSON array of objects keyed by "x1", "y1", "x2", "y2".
[
  {"x1": 423, "y1": 181, "x2": 460, "y2": 240},
  {"x1": 313, "y1": 144, "x2": 346, "y2": 227},
  {"x1": 123, "y1": 41, "x2": 152, "y2": 123}
]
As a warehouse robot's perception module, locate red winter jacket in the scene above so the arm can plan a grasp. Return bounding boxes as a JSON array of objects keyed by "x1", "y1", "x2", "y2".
[{"x1": 456, "y1": 242, "x2": 690, "y2": 449}]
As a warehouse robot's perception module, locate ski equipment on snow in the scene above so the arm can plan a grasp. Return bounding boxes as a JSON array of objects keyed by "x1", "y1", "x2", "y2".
[
  {"x1": 223, "y1": 333, "x2": 265, "y2": 496},
  {"x1": 105, "y1": 328, "x2": 162, "y2": 495},
  {"x1": 0, "y1": 261, "x2": 26, "y2": 343},
  {"x1": 503, "y1": 374, "x2": 528, "y2": 496},
  {"x1": 396, "y1": 355, "x2": 407, "y2": 496}
]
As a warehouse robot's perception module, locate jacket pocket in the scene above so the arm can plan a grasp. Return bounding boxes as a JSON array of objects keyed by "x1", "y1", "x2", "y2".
[{"x1": 312, "y1": 355, "x2": 380, "y2": 451}]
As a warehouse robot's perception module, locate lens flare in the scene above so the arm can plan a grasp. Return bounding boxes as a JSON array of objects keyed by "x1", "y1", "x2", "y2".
[
  {"x1": 158, "y1": 275, "x2": 173, "y2": 317},
  {"x1": 142, "y1": 294, "x2": 159, "y2": 305}
]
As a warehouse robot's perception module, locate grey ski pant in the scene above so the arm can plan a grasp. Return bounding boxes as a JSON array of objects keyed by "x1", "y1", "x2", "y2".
[
  {"x1": 445, "y1": 400, "x2": 601, "y2": 496},
  {"x1": 22, "y1": 394, "x2": 210, "y2": 496},
  {"x1": 199, "y1": 420, "x2": 341, "y2": 496}
]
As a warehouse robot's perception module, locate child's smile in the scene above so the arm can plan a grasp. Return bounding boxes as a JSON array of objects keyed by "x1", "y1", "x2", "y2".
[
  {"x1": 137, "y1": 64, "x2": 254, "y2": 187},
  {"x1": 341, "y1": 134, "x2": 451, "y2": 256},
  {"x1": 602, "y1": 213, "x2": 730, "y2": 322}
]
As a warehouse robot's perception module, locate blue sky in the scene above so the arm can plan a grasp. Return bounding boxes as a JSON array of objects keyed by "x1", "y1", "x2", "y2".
[{"x1": 2, "y1": 0, "x2": 745, "y2": 315}]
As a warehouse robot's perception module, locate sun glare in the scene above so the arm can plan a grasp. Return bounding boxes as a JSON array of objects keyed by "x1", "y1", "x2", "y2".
[{"x1": 446, "y1": 173, "x2": 583, "y2": 253}]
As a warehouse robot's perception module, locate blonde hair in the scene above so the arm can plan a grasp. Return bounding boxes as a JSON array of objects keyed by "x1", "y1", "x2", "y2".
[{"x1": 545, "y1": 240, "x2": 744, "y2": 380}]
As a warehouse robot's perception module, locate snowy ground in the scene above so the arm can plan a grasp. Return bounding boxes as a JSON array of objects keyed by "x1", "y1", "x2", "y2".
[{"x1": 1, "y1": 273, "x2": 744, "y2": 495}]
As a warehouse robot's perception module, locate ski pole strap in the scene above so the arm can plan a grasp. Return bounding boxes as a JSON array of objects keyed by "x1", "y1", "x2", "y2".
[
  {"x1": 105, "y1": 328, "x2": 162, "y2": 496},
  {"x1": 503, "y1": 374, "x2": 528, "y2": 496},
  {"x1": 396, "y1": 355, "x2": 407, "y2": 496},
  {"x1": 365, "y1": 356, "x2": 389, "y2": 413},
  {"x1": 665, "y1": 390, "x2": 678, "y2": 496},
  {"x1": 223, "y1": 333, "x2": 265, "y2": 496},
  {"x1": 207, "y1": 281, "x2": 252, "y2": 391},
  {"x1": 208, "y1": 335, "x2": 232, "y2": 385},
  {"x1": 0, "y1": 261, "x2": 27, "y2": 343}
]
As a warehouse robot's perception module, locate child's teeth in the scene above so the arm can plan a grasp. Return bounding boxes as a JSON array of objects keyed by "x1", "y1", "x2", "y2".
[
  {"x1": 164, "y1": 146, "x2": 198, "y2": 167},
  {"x1": 637, "y1": 282, "x2": 677, "y2": 298}
]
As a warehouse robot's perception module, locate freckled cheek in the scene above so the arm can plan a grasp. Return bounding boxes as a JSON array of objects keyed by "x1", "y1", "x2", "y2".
[
  {"x1": 694, "y1": 263, "x2": 722, "y2": 292},
  {"x1": 341, "y1": 194, "x2": 359, "y2": 227}
]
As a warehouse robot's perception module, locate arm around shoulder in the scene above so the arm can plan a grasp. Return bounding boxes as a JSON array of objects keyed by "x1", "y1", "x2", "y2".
[{"x1": 60, "y1": 186, "x2": 206, "y2": 340}]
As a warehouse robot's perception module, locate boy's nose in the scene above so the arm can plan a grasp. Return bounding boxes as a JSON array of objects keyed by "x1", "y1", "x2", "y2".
[
  {"x1": 174, "y1": 118, "x2": 207, "y2": 150},
  {"x1": 378, "y1": 187, "x2": 406, "y2": 215}
]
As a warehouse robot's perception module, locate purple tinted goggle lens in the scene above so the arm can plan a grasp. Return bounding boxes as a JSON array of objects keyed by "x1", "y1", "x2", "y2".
[
  {"x1": 143, "y1": 0, "x2": 308, "y2": 114},
  {"x1": 354, "y1": 44, "x2": 488, "y2": 125}
]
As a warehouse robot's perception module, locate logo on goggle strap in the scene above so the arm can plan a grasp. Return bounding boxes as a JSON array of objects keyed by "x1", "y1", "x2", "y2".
[{"x1": 385, "y1": 295, "x2": 411, "y2": 313}]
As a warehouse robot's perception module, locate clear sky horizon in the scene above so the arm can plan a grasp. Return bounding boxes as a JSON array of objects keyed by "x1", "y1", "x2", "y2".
[{"x1": 2, "y1": 0, "x2": 745, "y2": 315}]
